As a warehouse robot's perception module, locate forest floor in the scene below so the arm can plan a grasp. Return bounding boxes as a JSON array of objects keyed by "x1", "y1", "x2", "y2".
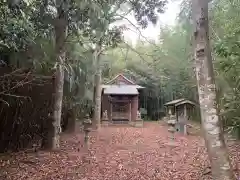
[{"x1": 0, "y1": 122, "x2": 240, "y2": 180}]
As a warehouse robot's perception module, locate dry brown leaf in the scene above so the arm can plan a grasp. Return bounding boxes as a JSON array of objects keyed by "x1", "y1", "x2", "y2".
[{"x1": 0, "y1": 122, "x2": 239, "y2": 180}]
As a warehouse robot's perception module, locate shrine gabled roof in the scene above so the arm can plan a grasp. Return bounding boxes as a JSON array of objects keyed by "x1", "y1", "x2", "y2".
[
  {"x1": 106, "y1": 74, "x2": 136, "y2": 85},
  {"x1": 103, "y1": 85, "x2": 139, "y2": 95},
  {"x1": 102, "y1": 84, "x2": 144, "y2": 89},
  {"x1": 164, "y1": 98, "x2": 196, "y2": 107}
]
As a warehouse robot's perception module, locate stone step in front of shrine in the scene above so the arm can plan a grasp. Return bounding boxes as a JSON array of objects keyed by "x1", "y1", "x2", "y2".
[{"x1": 101, "y1": 120, "x2": 143, "y2": 127}]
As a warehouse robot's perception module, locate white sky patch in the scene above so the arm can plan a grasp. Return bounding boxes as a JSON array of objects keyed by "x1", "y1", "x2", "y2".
[{"x1": 113, "y1": 1, "x2": 182, "y2": 45}]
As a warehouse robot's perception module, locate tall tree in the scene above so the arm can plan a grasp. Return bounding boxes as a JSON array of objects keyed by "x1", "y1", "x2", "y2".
[
  {"x1": 92, "y1": 29, "x2": 122, "y2": 129},
  {"x1": 38, "y1": 0, "x2": 90, "y2": 149},
  {"x1": 91, "y1": 0, "x2": 168, "y2": 129},
  {"x1": 192, "y1": 0, "x2": 235, "y2": 179},
  {"x1": 93, "y1": 44, "x2": 102, "y2": 129},
  {"x1": 45, "y1": 0, "x2": 68, "y2": 149}
]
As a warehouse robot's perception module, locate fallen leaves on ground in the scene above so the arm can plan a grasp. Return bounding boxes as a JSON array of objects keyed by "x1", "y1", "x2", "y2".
[{"x1": 0, "y1": 122, "x2": 239, "y2": 180}]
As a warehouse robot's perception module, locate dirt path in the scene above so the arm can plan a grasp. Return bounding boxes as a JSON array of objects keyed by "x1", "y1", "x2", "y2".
[{"x1": 0, "y1": 122, "x2": 239, "y2": 180}]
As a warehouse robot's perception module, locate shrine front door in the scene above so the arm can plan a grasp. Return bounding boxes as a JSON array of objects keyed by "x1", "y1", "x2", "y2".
[{"x1": 112, "y1": 101, "x2": 130, "y2": 121}]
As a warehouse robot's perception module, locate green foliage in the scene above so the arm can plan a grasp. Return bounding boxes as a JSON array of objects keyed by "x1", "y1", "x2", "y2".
[
  {"x1": 0, "y1": 0, "x2": 168, "y2": 119},
  {"x1": 0, "y1": 1, "x2": 36, "y2": 51},
  {"x1": 131, "y1": 0, "x2": 167, "y2": 27},
  {"x1": 210, "y1": 0, "x2": 240, "y2": 138},
  {"x1": 101, "y1": 20, "x2": 196, "y2": 120}
]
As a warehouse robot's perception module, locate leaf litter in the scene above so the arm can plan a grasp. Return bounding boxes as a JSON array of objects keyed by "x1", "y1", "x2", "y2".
[{"x1": 0, "y1": 122, "x2": 239, "y2": 180}]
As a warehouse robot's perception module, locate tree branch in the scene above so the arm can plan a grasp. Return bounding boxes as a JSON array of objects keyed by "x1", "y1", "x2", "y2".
[{"x1": 114, "y1": 14, "x2": 162, "y2": 49}]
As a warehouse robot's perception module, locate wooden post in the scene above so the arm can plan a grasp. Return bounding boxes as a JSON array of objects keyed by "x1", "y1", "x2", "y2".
[
  {"x1": 184, "y1": 104, "x2": 187, "y2": 135},
  {"x1": 174, "y1": 106, "x2": 179, "y2": 131},
  {"x1": 132, "y1": 95, "x2": 139, "y2": 122},
  {"x1": 174, "y1": 106, "x2": 177, "y2": 119},
  {"x1": 129, "y1": 101, "x2": 131, "y2": 122},
  {"x1": 110, "y1": 102, "x2": 112, "y2": 122}
]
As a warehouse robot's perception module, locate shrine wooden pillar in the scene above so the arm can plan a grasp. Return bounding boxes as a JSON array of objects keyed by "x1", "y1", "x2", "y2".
[
  {"x1": 183, "y1": 104, "x2": 187, "y2": 135},
  {"x1": 110, "y1": 101, "x2": 112, "y2": 121},
  {"x1": 131, "y1": 95, "x2": 138, "y2": 122},
  {"x1": 129, "y1": 100, "x2": 132, "y2": 121},
  {"x1": 102, "y1": 94, "x2": 108, "y2": 118},
  {"x1": 107, "y1": 96, "x2": 112, "y2": 121}
]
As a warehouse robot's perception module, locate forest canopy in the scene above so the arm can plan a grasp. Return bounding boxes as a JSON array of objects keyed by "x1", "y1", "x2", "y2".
[
  {"x1": 0, "y1": 0, "x2": 238, "y2": 144},
  {"x1": 1, "y1": 0, "x2": 240, "y2": 134},
  {"x1": 0, "y1": 0, "x2": 239, "y2": 179}
]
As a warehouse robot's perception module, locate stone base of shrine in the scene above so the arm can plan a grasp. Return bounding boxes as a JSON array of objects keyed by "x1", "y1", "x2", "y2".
[
  {"x1": 101, "y1": 120, "x2": 110, "y2": 126},
  {"x1": 129, "y1": 120, "x2": 143, "y2": 127},
  {"x1": 135, "y1": 120, "x2": 143, "y2": 127},
  {"x1": 101, "y1": 120, "x2": 143, "y2": 127}
]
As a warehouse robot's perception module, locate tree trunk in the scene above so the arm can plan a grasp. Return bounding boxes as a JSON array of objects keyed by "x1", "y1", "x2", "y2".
[
  {"x1": 192, "y1": 0, "x2": 235, "y2": 179},
  {"x1": 45, "y1": 7, "x2": 67, "y2": 150},
  {"x1": 93, "y1": 46, "x2": 102, "y2": 130}
]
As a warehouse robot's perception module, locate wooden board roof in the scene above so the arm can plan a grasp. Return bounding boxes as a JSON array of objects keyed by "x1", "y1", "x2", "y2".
[
  {"x1": 103, "y1": 85, "x2": 139, "y2": 95},
  {"x1": 164, "y1": 98, "x2": 196, "y2": 107},
  {"x1": 106, "y1": 74, "x2": 136, "y2": 85},
  {"x1": 102, "y1": 74, "x2": 144, "y2": 95},
  {"x1": 102, "y1": 84, "x2": 144, "y2": 89}
]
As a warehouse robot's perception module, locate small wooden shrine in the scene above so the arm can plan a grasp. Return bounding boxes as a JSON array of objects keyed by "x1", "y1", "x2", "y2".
[
  {"x1": 101, "y1": 74, "x2": 144, "y2": 126},
  {"x1": 164, "y1": 98, "x2": 196, "y2": 135}
]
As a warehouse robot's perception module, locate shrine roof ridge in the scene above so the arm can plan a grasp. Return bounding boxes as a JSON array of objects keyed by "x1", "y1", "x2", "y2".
[
  {"x1": 164, "y1": 98, "x2": 196, "y2": 106},
  {"x1": 106, "y1": 74, "x2": 136, "y2": 85},
  {"x1": 101, "y1": 84, "x2": 144, "y2": 89},
  {"x1": 103, "y1": 85, "x2": 139, "y2": 95}
]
